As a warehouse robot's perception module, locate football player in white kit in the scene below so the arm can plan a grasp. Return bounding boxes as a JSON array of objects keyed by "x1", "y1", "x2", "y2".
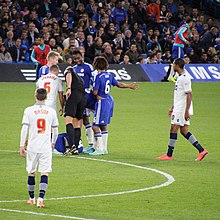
[
  {"x1": 36, "y1": 65, "x2": 64, "y2": 116},
  {"x1": 157, "y1": 58, "x2": 208, "y2": 161},
  {"x1": 19, "y1": 88, "x2": 59, "y2": 208}
]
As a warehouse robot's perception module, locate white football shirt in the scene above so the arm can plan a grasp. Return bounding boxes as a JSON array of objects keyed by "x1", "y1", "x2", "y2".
[
  {"x1": 22, "y1": 104, "x2": 58, "y2": 153},
  {"x1": 173, "y1": 71, "x2": 193, "y2": 115},
  {"x1": 36, "y1": 73, "x2": 63, "y2": 113}
]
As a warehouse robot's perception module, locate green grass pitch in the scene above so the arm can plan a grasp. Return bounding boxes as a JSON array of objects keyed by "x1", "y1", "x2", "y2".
[{"x1": 0, "y1": 82, "x2": 220, "y2": 220}]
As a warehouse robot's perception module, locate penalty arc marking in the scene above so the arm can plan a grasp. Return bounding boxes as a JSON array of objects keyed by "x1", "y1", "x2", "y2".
[
  {"x1": 0, "y1": 150, "x2": 175, "y2": 203},
  {"x1": 0, "y1": 150, "x2": 175, "y2": 219}
]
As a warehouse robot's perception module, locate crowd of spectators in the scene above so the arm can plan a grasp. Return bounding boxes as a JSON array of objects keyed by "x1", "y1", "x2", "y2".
[{"x1": 0, "y1": 0, "x2": 220, "y2": 65}]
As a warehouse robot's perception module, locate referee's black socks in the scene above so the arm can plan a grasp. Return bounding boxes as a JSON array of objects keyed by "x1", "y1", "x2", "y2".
[{"x1": 66, "y1": 123, "x2": 74, "y2": 147}]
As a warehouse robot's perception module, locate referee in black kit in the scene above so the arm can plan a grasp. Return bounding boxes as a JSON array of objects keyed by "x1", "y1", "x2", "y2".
[{"x1": 64, "y1": 67, "x2": 86, "y2": 155}]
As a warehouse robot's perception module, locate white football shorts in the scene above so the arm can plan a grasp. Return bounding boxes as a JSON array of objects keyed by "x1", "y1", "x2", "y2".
[
  {"x1": 26, "y1": 150, "x2": 52, "y2": 173},
  {"x1": 171, "y1": 112, "x2": 190, "y2": 126}
]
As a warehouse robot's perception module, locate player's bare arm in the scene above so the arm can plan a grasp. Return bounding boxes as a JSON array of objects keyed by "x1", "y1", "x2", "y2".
[
  {"x1": 185, "y1": 92, "x2": 192, "y2": 120},
  {"x1": 19, "y1": 124, "x2": 28, "y2": 158},
  {"x1": 117, "y1": 82, "x2": 139, "y2": 90},
  {"x1": 58, "y1": 92, "x2": 64, "y2": 116}
]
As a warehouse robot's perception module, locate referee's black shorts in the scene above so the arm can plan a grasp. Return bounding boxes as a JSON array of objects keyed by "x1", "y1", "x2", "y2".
[{"x1": 64, "y1": 92, "x2": 86, "y2": 120}]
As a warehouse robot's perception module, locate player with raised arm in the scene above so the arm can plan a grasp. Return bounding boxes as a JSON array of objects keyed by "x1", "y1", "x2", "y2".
[
  {"x1": 90, "y1": 56, "x2": 139, "y2": 156},
  {"x1": 19, "y1": 88, "x2": 59, "y2": 208},
  {"x1": 157, "y1": 58, "x2": 208, "y2": 161},
  {"x1": 36, "y1": 64, "x2": 64, "y2": 116}
]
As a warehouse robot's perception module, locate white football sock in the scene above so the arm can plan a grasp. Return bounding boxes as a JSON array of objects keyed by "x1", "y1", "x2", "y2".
[{"x1": 101, "y1": 131, "x2": 108, "y2": 151}]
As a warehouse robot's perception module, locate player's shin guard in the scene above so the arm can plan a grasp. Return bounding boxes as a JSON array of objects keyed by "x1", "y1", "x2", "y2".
[
  {"x1": 74, "y1": 128, "x2": 81, "y2": 148},
  {"x1": 85, "y1": 124, "x2": 94, "y2": 145},
  {"x1": 101, "y1": 131, "x2": 108, "y2": 151},
  {"x1": 28, "y1": 176, "x2": 35, "y2": 199},
  {"x1": 39, "y1": 175, "x2": 48, "y2": 199},
  {"x1": 94, "y1": 132, "x2": 103, "y2": 151},
  {"x1": 167, "y1": 133, "x2": 177, "y2": 157},
  {"x1": 183, "y1": 132, "x2": 204, "y2": 153},
  {"x1": 66, "y1": 123, "x2": 74, "y2": 147}
]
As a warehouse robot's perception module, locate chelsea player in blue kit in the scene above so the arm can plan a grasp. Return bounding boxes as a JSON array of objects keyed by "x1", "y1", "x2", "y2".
[
  {"x1": 71, "y1": 50, "x2": 96, "y2": 151},
  {"x1": 90, "y1": 56, "x2": 139, "y2": 156}
]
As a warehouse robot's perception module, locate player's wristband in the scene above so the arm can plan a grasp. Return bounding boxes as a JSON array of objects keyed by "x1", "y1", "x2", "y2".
[{"x1": 66, "y1": 87, "x2": 71, "y2": 91}]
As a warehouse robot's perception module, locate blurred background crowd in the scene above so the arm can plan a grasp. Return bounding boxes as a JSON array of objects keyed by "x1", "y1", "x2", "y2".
[{"x1": 0, "y1": 0, "x2": 220, "y2": 65}]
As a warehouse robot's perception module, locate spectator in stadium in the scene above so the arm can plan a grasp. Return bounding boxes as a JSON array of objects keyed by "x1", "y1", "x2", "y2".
[
  {"x1": 156, "y1": 50, "x2": 164, "y2": 63},
  {"x1": 102, "y1": 42, "x2": 114, "y2": 64},
  {"x1": 200, "y1": 26, "x2": 218, "y2": 52},
  {"x1": 126, "y1": 43, "x2": 139, "y2": 64},
  {"x1": 3, "y1": 30, "x2": 15, "y2": 49},
  {"x1": 92, "y1": 7, "x2": 105, "y2": 25},
  {"x1": 113, "y1": 31, "x2": 127, "y2": 52},
  {"x1": 84, "y1": 34, "x2": 94, "y2": 53},
  {"x1": 124, "y1": 29, "x2": 133, "y2": 51},
  {"x1": 147, "y1": 35, "x2": 162, "y2": 54},
  {"x1": 162, "y1": 48, "x2": 173, "y2": 63},
  {"x1": 136, "y1": 55, "x2": 146, "y2": 64},
  {"x1": 63, "y1": 32, "x2": 79, "y2": 49},
  {"x1": 27, "y1": 22, "x2": 39, "y2": 46},
  {"x1": 127, "y1": 4, "x2": 140, "y2": 25},
  {"x1": 195, "y1": 15, "x2": 206, "y2": 34},
  {"x1": 135, "y1": 1, "x2": 148, "y2": 24},
  {"x1": 173, "y1": 3, "x2": 189, "y2": 26},
  {"x1": 146, "y1": 52, "x2": 157, "y2": 64},
  {"x1": 112, "y1": 0, "x2": 128, "y2": 27},
  {"x1": 112, "y1": 52, "x2": 121, "y2": 64},
  {"x1": 211, "y1": 54, "x2": 220, "y2": 63},
  {"x1": 20, "y1": 45, "x2": 30, "y2": 63},
  {"x1": 191, "y1": 8, "x2": 199, "y2": 22},
  {"x1": 190, "y1": 34, "x2": 201, "y2": 54},
  {"x1": 76, "y1": 31, "x2": 86, "y2": 47},
  {"x1": 146, "y1": 0, "x2": 160, "y2": 24},
  {"x1": 86, "y1": 37, "x2": 103, "y2": 61},
  {"x1": 165, "y1": 0, "x2": 178, "y2": 14},
  {"x1": 84, "y1": 20, "x2": 97, "y2": 38},
  {"x1": 132, "y1": 30, "x2": 146, "y2": 54},
  {"x1": 9, "y1": 38, "x2": 23, "y2": 62},
  {"x1": 0, "y1": 43, "x2": 12, "y2": 62},
  {"x1": 199, "y1": 52, "x2": 209, "y2": 63},
  {"x1": 207, "y1": 46, "x2": 217, "y2": 62},
  {"x1": 24, "y1": 10, "x2": 41, "y2": 30},
  {"x1": 120, "y1": 54, "x2": 131, "y2": 64},
  {"x1": 186, "y1": 47, "x2": 198, "y2": 63},
  {"x1": 157, "y1": 58, "x2": 208, "y2": 161},
  {"x1": 31, "y1": 36, "x2": 51, "y2": 80}
]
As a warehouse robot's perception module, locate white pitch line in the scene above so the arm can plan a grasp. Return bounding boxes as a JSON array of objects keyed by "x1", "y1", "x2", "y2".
[
  {"x1": 0, "y1": 208, "x2": 95, "y2": 220},
  {"x1": 0, "y1": 150, "x2": 175, "y2": 204}
]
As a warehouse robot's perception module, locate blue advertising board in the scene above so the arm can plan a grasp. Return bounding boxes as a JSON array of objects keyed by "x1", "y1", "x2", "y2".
[{"x1": 141, "y1": 64, "x2": 220, "y2": 82}]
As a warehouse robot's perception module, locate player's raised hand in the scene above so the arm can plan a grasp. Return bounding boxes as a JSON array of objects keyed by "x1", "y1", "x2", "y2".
[{"x1": 19, "y1": 147, "x2": 26, "y2": 158}]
